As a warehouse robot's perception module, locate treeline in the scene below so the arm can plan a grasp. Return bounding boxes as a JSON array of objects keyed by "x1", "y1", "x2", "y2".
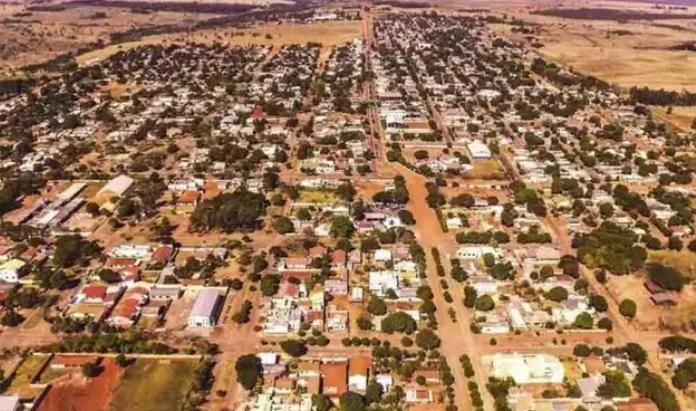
[
  {"x1": 629, "y1": 86, "x2": 696, "y2": 106},
  {"x1": 373, "y1": 0, "x2": 430, "y2": 8},
  {"x1": 532, "y1": 7, "x2": 696, "y2": 21},
  {"x1": 0, "y1": 78, "x2": 35, "y2": 99},
  {"x1": 531, "y1": 58, "x2": 609, "y2": 90},
  {"x1": 71, "y1": 0, "x2": 258, "y2": 14},
  {"x1": 22, "y1": 53, "x2": 77, "y2": 73}
]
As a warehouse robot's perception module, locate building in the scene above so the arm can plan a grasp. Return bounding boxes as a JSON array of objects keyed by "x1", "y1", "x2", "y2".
[
  {"x1": 188, "y1": 289, "x2": 224, "y2": 327},
  {"x1": 0, "y1": 259, "x2": 27, "y2": 283},
  {"x1": 467, "y1": 141, "x2": 491, "y2": 159},
  {"x1": 0, "y1": 396, "x2": 20, "y2": 411},
  {"x1": 489, "y1": 353, "x2": 564, "y2": 384}
]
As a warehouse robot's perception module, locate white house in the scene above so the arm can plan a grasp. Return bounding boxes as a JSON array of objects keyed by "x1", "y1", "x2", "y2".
[
  {"x1": 489, "y1": 353, "x2": 564, "y2": 384},
  {"x1": 0, "y1": 259, "x2": 26, "y2": 283}
]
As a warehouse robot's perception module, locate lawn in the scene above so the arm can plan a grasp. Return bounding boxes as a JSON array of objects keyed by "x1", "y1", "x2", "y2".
[
  {"x1": 298, "y1": 189, "x2": 337, "y2": 204},
  {"x1": 108, "y1": 359, "x2": 199, "y2": 411}
]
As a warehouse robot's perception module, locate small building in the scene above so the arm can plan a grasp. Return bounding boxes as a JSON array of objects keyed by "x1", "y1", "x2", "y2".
[
  {"x1": 467, "y1": 141, "x2": 491, "y2": 159},
  {"x1": 0, "y1": 259, "x2": 27, "y2": 283},
  {"x1": 0, "y1": 395, "x2": 21, "y2": 411},
  {"x1": 188, "y1": 289, "x2": 224, "y2": 327}
]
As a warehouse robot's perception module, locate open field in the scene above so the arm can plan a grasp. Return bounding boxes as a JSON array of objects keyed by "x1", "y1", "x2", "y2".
[
  {"x1": 651, "y1": 106, "x2": 696, "y2": 132},
  {"x1": 472, "y1": 0, "x2": 696, "y2": 92},
  {"x1": 37, "y1": 358, "x2": 120, "y2": 411},
  {"x1": 0, "y1": 4, "x2": 215, "y2": 77},
  {"x1": 108, "y1": 358, "x2": 199, "y2": 411},
  {"x1": 4, "y1": 355, "x2": 48, "y2": 400}
]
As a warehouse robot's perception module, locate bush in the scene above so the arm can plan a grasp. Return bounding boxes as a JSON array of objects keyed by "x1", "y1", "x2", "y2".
[
  {"x1": 573, "y1": 344, "x2": 591, "y2": 357},
  {"x1": 648, "y1": 263, "x2": 686, "y2": 292}
]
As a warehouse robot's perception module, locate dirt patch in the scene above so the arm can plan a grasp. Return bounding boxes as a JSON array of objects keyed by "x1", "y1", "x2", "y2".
[{"x1": 36, "y1": 358, "x2": 120, "y2": 411}]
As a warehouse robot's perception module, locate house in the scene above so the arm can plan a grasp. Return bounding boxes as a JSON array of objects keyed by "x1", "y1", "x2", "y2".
[
  {"x1": 96, "y1": 174, "x2": 134, "y2": 204},
  {"x1": 348, "y1": 356, "x2": 371, "y2": 393},
  {"x1": 0, "y1": 259, "x2": 27, "y2": 283},
  {"x1": 151, "y1": 245, "x2": 175, "y2": 265},
  {"x1": 321, "y1": 361, "x2": 348, "y2": 397},
  {"x1": 325, "y1": 279, "x2": 348, "y2": 295},
  {"x1": 150, "y1": 287, "x2": 181, "y2": 300},
  {"x1": 188, "y1": 289, "x2": 224, "y2": 327},
  {"x1": 369, "y1": 271, "x2": 398, "y2": 296},
  {"x1": 405, "y1": 389, "x2": 433, "y2": 403}
]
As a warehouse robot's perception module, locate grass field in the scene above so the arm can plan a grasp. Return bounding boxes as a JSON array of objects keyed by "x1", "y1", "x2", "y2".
[
  {"x1": 298, "y1": 189, "x2": 338, "y2": 204},
  {"x1": 486, "y1": 1, "x2": 696, "y2": 92},
  {"x1": 108, "y1": 358, "x2": 199, "y2": 411},
  {"x1": 5, "y1": 355, "x2": 48, "y2": 400},
  {"x1": 651, "y1": 106, "x2": 696, "y2": 133}
]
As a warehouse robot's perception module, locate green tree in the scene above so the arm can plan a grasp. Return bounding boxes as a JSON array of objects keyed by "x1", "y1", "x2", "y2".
[
  {"x1": 260, "y1": 275, "x2": 280, "y2": 297},
  {"x1": 545, "y1": 286, "x2": 569, "y2": 302},
  {"x1": 367, "y1": 296, "x2": 387, "y2": 316},
  {"x1": 235, "y1": 354, "x2": 262, "y2": 390},
  {"x1": 280, "y1": 340, "x2": 307, "y2": 357},
  {"x1": 474, "y1": 295, "x2": 495, "y2": 311},
  {"x1": 619, "y1": 299, "x2": 637, "y2": 319},
  {"x1": 415, "y1": 329, "x2": 441, "y2": 350},
  {"x1": 329, "y1": 216, "x2": 355, "y2": 238},
  {"x1": 339, "y1": 392, "x2": 365, "y2": 411},
  {"x1": 573, "y1": 312, "x2": 594, "y2": 330}
]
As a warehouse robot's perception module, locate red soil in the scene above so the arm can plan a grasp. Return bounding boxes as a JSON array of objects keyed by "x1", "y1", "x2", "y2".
[{"x1": 36, "y1": 358, "x2": 120, "y2": 411}]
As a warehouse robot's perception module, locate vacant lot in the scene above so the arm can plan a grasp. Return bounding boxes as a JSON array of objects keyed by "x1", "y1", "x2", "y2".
[
  {"x1": 36, "y1": 358, "x2": 120, "y2": 411},
  {"x1": 651, "y1": 106, "x2": 696, "y2": 132},
  {"x1": 4, "y1": 355, "x2": 48, "y2": 400},
  {"x1": 108, "y1": 358, "x2": 199, "y2": 411}
]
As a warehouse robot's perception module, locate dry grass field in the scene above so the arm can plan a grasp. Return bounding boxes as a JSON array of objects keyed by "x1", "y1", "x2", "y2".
[
  {"x1": 651, "y1": 106, "x2": 696, "y2": 132},
  {"x1": 481, "y1": 0, "x2": 696, "y2": 92},
  {"x1": 0, "y1": 4, "x2": 215, "y2": 77}
]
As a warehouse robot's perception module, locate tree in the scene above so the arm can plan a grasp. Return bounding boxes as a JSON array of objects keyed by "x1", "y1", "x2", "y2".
[
  {"x1": 619, "y1": 299, "x2": 637, "y2": 319},
  {"x1": 474, "y1": 295, "x2": 495, "y2": 311},
  {"x1": 115, "y1": 353, "x2": 129, "y2": 368},
  {"x1": 545, "y1": 286, "x2": 569, "y2": 302},
  {"x1": 339, "y1": 392, "x2": 365, "y2": 411},
  {"x1": 598, "y1": 370, "x2": 632, "y2": 399},
  {"x1": 598, "y1": 317, "x2": 613, "y2": 331},
  {"x1": 599, "y1": 202, "x2": 614, "y2": 219},
  {"x1": 625, "y1": 343, "x2": 647, "y2": 365},
  {"x1": 312, "y1": 394, "x2": 334, "y2": 411},
  {"x1": 85, "y1": 202, "x2": 100, "y2": 217},
  {"x1": 329, "y1": 216, "x2": 355, "y2": 239},
  {"x1": 1, "y1": 310, "x2": 23, "y2": 327},
  {"x1": 190, "y1": 189, "x2": 266, "y2": 232},
  {"x1": 589, "y1": 295, "x2": 608, "y2": 312},
  {"x1": 98, "y1": 269, "x2": 121, "y2": 283},
  {"x1": 573, "y1": 312, "x2": 594, "y2": 330},
  {"x1": 415, "y1": 329, "x2": 441, "y2": 350},
  {"x1": 82, "y1": 362, "x2": 103, "y2": 378},
  {"x1": 336, "y1": 182, "x2": 357, "y2": 202},
  {"x1": 260, "y1": 275, "x2": 280, "y2": 297},
  {"x1": 280, "y1": 340, "x2": 307, "y2": 357},
  {"x1": 273, "y1": 217, "x2": 295, "y2": 234},
  {"x1": 236, "y1": 354, "x2": 262, "y2": 390},
  {"x1": 573, "y1": 344, "x2": 591, "y2": 357},
  {"x1": 380, "y1": 312, "x2": 417, "y2": 334},
  {"x1": 365, "y1": 380, "x2": 383, "y2": 404},
  {"x1": 648, "y1": 263, "x2": 685, "y2": 291},
  {"x1": 367, "y1": 297, "x2": 387, "y2": 316}
]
